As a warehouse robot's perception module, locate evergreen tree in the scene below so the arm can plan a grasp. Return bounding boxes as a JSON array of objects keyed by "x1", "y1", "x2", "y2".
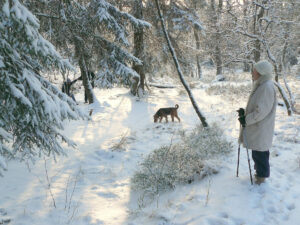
[
  {"x1": 24, "y1": 0, "x2": 151, "y2": 94},
  {"x1": 0, "y1": 0, "x2": 85, "y2": 176}
]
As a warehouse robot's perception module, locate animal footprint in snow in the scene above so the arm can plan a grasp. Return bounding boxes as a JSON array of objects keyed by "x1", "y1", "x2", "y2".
[
  {"x1": 267, "y1": 205, "x2": 278, "y2": 213},
  {"x1": 287, "y1": 203, "x2": 295, "y2": 211},
  {"x1": 217, "y1": 212, "x2": 229, "y2": 218}
]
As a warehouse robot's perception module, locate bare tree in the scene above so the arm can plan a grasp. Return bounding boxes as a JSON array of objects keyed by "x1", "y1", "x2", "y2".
[{"x1": 230, "y1": 0, "x2": 299, "y2": 115}]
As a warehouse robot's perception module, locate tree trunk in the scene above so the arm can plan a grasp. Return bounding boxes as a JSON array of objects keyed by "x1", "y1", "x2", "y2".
[
  {"x1": 215, "y1": 45, "x2": 223, "y2": 75},
  {"x1": 272, "y1": 62, "x2": 292, "y2": 116},
  {"x1": 273, "y1": 81, "x2": 292, "y2": 116},
  {"x1": 74, "y1": 40, "x2": 94, "y2": 104},
  {"x1": 280, "y1": 36, "x2": 296, "y2": 113},
  {"x1": 130, "y1": 76, "x2": 139, "y2": 96},
  {"x1": 282, "y1": 71, "x2": 296, "y2": 113},
  {"x1": 79, "y1": 56, "x2": 93, "y2": 104},
  {"x1": 253, "y1": 1, "x2": 266, "y2": 62},
  {"x1": 243, "y1": 0, "x2": 251, "y2": 72},
  {"x1": 193, "y1": 26, "x2": 202, "y2": 79},
  {"x1": 155, "y1": 0, "x2": 208, "y2": 127},
  {"x1": 132, "y1": 0, "x2": 146, "y2": 96},
  {"x1": 211, "y1": 0, "x2": 223, "y2": 76}
]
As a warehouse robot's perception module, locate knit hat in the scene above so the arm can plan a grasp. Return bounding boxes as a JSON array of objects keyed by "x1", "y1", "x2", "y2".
[{"x1": 253, "y1": 60, "x2": 273, "y2": 77}]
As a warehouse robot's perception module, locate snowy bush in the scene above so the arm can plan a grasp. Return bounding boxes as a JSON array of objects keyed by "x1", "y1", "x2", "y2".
[{"x1": 131, "y1": 124, "x2": 233, "y2": 197}]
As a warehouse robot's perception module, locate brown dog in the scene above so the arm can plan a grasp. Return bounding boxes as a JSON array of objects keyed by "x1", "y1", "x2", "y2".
[{"x1": 153, "y1": 104, "x2": 181, "y2": 123}]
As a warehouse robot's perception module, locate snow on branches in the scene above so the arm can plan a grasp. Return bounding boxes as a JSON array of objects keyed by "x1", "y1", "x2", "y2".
[{"x1": 0, "y1": 0, "x2": 86, "y2": 175}]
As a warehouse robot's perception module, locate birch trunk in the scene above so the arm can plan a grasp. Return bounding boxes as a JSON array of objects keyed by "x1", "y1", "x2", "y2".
[{"x1": 154, "y1": 0, "x2": 208, "y2": 127}]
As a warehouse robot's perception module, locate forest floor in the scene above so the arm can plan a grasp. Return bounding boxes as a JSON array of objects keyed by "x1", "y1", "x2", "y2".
[{"x1": 1, "y1": 70, "x2": 300, "y2": 225}]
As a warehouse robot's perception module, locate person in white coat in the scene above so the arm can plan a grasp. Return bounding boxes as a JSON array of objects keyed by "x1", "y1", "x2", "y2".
[{"x1": 238, "y1": 60, "x2": 277, "y2": 184}]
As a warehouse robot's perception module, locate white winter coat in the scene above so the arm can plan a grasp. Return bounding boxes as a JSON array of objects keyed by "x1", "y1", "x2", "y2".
[{"x1": 239, "y1": 76, "x2": 277, "y2": 151}]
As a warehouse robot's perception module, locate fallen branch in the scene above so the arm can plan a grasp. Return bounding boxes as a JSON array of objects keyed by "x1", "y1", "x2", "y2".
[{"x1": 149, "y1": 83, "x2": 178, "y2": 89}]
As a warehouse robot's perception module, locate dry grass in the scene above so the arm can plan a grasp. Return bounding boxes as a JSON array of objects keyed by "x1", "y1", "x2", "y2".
[{"x1": 110, "y1": 131, "x2": 129, "y2": 151}]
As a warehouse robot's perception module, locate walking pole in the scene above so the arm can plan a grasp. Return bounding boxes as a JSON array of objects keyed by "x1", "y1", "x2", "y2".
[
  {"x1": 236, "y1": 111, "x2": 242, "y2": 178},
  {"x1": 236, "y1": 144, "x2": 240, "y2": 177},
  {"x1": 237, "y1": 108, "x2": 253, "y2": 185},
  {"x1": 242, "y1": 126, "x2": 253, "y2": 185}
]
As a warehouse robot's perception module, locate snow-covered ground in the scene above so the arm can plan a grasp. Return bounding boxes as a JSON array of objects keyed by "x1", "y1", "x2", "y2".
[{"x1": 1, "y1": 73, "x2": 300, "y2": 225}]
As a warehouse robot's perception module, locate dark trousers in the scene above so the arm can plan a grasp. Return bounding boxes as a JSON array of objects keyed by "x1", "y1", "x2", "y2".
[{"x1": 252, "y1": 150, "x2": 270, "y2": 178}]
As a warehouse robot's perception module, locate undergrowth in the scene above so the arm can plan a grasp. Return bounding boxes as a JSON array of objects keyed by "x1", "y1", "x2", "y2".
[{"x1": 131, "y1": 123, "x2": 233, "y2": 199}]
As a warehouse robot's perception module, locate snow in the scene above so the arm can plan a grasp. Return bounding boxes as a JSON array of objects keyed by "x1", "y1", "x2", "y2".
[
  {"x1": 0, "y1": 155, "x2": 7, "y2": 171},
  {"x1": 8, "y1": 79, "x2": 33, "y2": 108},
  {"x1": 0, "y1": 74, "x2": 300, "y2": 225},
  {"x1": 93, "y1": 0, "x2": 150, "y2": 46},
  {"x1": 0, "y1": 128, "x2": 12, "y2": 141},
  {"x1": 0, "y1": 127, "x2": 10, "y2": 175},
  {"x1": 10, "y1": 0, "x2": 39, "y2": 27},
  {"x1": 2, "y1": 1, "x2": 10, "y2": 17}
]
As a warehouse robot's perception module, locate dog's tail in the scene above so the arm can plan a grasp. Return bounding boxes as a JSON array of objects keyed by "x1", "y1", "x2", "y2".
[{"x1": 175, "y1": 104, "x2": 179, "y2": 109}]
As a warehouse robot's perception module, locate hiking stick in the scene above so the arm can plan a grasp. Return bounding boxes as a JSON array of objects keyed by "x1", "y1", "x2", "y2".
[
  {"x1": 237, "y1": 108, "x2": 253, "y2": 185},
  {"x1": 243, "y1": 128, "x2": 253, "y2": 185},
  {"x1": 236, "y1": 144, "x2": 240, "y2": 177}
]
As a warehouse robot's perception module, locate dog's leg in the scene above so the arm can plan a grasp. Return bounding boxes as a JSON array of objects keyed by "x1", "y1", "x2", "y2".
[
  {"x1": 165, "y1": 115, "x2": 168, "y2": 123},
  {"x1": 159, "y1": 116, "x2": 162, "y2": 123},
  {"x1": 171, "y1": 114, "x2": 174, "y2": 122},
  {"x1": 174, "y1": 111, "x2": 180, "y2": 122}
]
